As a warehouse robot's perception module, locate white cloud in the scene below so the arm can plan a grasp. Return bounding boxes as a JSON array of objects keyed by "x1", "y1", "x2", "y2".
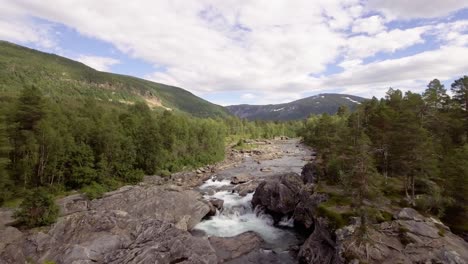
[
  {"x1": 75, "y1": 55, "x2": 120, "y2": 71},
  {"x1": 367, "y1": 0, "x2": 468, "y2": 19},
  {"x1": 345, "y1": 26, "x2": 429, "y2": 59},
  {"x1": 0, "y1": 5, "x2": 56, "y2": 49},
  {"x1": 352, "y1": 15, "x2": 386, "y2": 35},
  {"x1": 0, "y1": 0, "x2": 467, "y2": 104},
  {"x1": 319, "y1": 45, "x2": 468, "y2": 97}
]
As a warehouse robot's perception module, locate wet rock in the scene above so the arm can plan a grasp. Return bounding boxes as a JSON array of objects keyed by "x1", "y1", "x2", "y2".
[
  {"x1": 234, "y1": 181, "x2": 259, "y2": 196},
  {"x1": 231, "y1": 173, "x2": 252, "y2": 184},
  {"x1": 210, "y1": 198, "x2": 224, "y2": 210},
  {"x1": 252, "y1": 173, "x2": 303, "y2": 216},
  {"x1": 208, "y1": 231, "x2": 263, "y2": 262},
  {"x1": 301, "y1": 163, "x2": 317, "y2": 185}
]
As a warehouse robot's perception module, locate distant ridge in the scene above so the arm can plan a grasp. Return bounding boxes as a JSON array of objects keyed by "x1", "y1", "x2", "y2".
[{"x1": 226, "y1": 93, "x2": 367, "y2": 120}]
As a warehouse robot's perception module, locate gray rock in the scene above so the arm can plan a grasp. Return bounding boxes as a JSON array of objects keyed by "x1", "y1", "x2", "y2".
[
  {"x1": 252, "y1": 173, "x2": 303, "y2": 216},
  {"x1": 0, "y1": 227, "x2": 23, "y2": 251},
  {"x1": 89, "y1": 185, "x2": 210, "y2": 230},
  {"x1": 208, "y1": 231, "x2": 264, "y2": 262},
  {"x1": 394, "y1": 207, "x2": 423, "y2": 221},
  {"x1": 233, "y1": 180, "x2": 259, "y2": 196},
  {"x1": 231, "y1": 173, "x2": 252, "y2": 184},
  {"x1": 0, "y1": 209, "x2": 15, "y2": 228},
  {"x1": 298, "y1": 218, "x2": 343, "y2": 264},
  {"x1": 0, "y1": 210, "x2": 217, "y2": 264},
  {"x1": 301, "y1": 163, "x2": 317, "y2": 185},
  {"x1": 210, "y1": 198, "x2": 224, "y2": 210},
  {"x1": 293, "y1": 191, "x2": 328, "y2": 230},
  {"x1": 57, "y1": 193, "x2": 88, "y2": 216},
  {"x1": 335, "y1": 208, "x2": 468, "y2": 264}
]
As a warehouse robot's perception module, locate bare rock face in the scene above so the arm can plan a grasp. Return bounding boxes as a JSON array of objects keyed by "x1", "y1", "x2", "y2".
[
  {"x1": 0, "y1": 210, "x2": 217, "y2": 264},
  {"x1": 251, "y1": 173, "x2": 303, "y2": 216},
  {"x1": 208, "y1": 231, "x2": 264, "y2": 262},
  {"x1": 88, "y1": 185, "x2": 210, "y2": 231},
  {"x1": 0, "y1": 184, "x2": 216, "y2": 263}
]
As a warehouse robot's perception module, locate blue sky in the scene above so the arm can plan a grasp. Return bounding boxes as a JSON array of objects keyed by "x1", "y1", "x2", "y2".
[{"x1": 0, "y1": 0, "x2": 467, "y2": 105}]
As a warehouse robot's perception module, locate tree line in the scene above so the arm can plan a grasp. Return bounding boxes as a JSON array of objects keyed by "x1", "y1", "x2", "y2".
[
  {"x1": 300, "y1": 76, "x2": 468, "y2": 235},
  {"x1": 0, "y1": 86, "x2": 299, "y2": 209}
]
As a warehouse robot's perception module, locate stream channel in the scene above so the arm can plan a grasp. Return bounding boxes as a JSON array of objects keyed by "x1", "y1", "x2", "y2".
[{"x1": 193, "y1": 139, "x2": 312, "y2": 263}]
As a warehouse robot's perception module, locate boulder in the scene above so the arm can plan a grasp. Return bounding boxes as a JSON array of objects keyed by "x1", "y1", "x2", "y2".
[
  {"x1": 252, "y1": 173, "x2": 303, "y2": 216},
  {"x1": 210, "y1": 198, "x2": 224, "y2": 210},
  {"x1": 301, "y1": 163, "x2": 317, "y2": 185},
  {"x1": 293, "y1": 190, "x2": 328, "y2": 231},
  {"x1": 208, "y1": 231, "x2": 263, "y2": 262},
  {"x1": 234, "y1": 181, "x2": 259, "y2": 196},
  {"x1": 394, "y1": 207, "x2": 423, "y2": 221},
  {"x1": 231, "y1": 173, "x2": 252, "y2": 185}
]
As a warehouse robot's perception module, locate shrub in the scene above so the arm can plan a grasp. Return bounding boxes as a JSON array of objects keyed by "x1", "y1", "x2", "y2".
[
  {"x1": 81, "y1": 181, "x2": 107, "y2": 200},
  {"x1": 14, "y1": 188, "x2": 59, "y2": 228}
]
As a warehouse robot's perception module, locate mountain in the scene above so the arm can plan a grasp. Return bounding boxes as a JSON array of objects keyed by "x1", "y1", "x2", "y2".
[
  {"x1": 0, "y1": 41, "x2": 230, "y2": 118},
  {"x1": 226, "y1": 93, "x2": 367, "y2": 120}
]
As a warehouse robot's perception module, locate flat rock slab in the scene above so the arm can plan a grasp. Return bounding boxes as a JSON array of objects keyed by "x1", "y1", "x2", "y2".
[{"x1": 209, "y1": 231, "x2": 264, "y2": 262}]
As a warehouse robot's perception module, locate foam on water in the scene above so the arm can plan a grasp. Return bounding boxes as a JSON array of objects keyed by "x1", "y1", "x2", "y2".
[
  {"x1": 194, "y1": 190, "x2": 300, "y2": 249},
  {"x1": 199, "y1": 177, "x2": 232, "y2": 189}
]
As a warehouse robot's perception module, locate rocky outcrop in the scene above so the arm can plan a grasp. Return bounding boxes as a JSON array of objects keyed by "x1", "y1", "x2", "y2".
[
  {"x1": 208, "y1": 231, "x2": 264, "y2": 262},
  {"x1": 0, "y1": 210, "x2": 217, "y2": 264},
  {"x1": 301, "y1": 162, "x2": 317, "y2": 185},
  {"x1": 293, "y1": 189, "x2": 328, "y2": 231},
  {"x1": 251, "y1": 173, "x2": 303, "y2": 217},
  {"x1": 87, "y1": 185, "x2": 210, "y2": 231},
  {"x1": 333, "y1": 208, "x2": 468, "y2": 264},
  {"x1": 298, "y1": 218, "x2": 342, "y2": 264}
]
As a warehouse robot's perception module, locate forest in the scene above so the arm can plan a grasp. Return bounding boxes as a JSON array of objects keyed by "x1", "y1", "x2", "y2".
[
  {"x1": 0, "y1": 86, "x2": 298, "y2": 219},
  {"x1": 300, "y1": 76, "x2": 468, "y2": 236},
  {"x1": 1, "y1": 76, "x2": 466, "y2": 234}
]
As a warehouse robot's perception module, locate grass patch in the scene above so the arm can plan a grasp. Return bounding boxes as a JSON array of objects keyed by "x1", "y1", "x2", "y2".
[
  {"x1": 3, "y1": 198, "x2": 23, "y2": 208},
  {"x1": 317, "y1": 203, "x2": 354, "y2": 229}
]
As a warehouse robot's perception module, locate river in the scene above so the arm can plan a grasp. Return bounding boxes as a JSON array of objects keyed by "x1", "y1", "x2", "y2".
[{"x1": 193, "y1": 139, "x2": 312, "y2": 262}]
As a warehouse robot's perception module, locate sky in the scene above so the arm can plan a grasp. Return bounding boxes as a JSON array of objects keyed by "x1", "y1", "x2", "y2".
[{"x1": 0, "y1": 0, "x2": 467, "y2": 105}]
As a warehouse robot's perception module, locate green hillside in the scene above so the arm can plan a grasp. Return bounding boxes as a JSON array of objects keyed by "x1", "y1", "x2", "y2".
[{"x1": 0, "y1": 41, "x2": 229, "y2": 118}]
